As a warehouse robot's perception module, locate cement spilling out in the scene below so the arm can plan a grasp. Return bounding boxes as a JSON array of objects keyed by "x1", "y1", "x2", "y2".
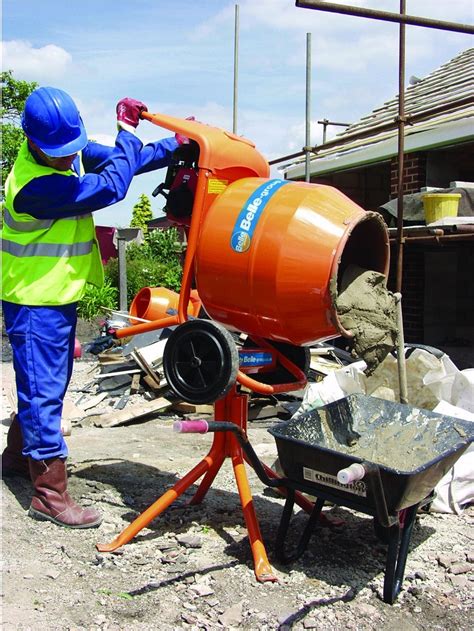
[{"x1": 335, "y1": 265, "x2": 398, "y2": 375}]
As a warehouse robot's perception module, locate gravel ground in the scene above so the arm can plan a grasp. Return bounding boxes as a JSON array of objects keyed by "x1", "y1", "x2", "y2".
[{"x1": 1, "y1": 330, "x2": 473, "y2": 630}]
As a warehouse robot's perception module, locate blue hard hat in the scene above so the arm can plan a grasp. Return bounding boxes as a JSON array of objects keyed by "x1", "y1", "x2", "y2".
[{"x1": 22, "y1": 87, "x2": 88, "y2": 157}]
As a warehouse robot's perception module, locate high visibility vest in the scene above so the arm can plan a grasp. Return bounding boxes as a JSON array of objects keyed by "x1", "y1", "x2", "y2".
[{"x1": 1, "y1": 141, "x2": 103, "y2": 305}]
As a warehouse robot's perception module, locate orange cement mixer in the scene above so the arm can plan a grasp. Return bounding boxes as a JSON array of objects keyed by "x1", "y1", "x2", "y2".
[
  {"x1": 98, "y1": 114, "x2": 391, "y2": 581},
  {"x1": 115, "y1": 112, "x2": 389, "y2": 402}
]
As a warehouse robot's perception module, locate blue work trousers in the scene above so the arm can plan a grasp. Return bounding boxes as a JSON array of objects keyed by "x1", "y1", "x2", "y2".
[{"x1": 2, "y1": 301, "x2": 77, "y2": 461}]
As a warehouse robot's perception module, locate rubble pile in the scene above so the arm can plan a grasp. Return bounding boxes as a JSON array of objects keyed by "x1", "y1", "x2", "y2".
[{"x1": 66, "y1": 325, "x2": 303, "y2": 432}]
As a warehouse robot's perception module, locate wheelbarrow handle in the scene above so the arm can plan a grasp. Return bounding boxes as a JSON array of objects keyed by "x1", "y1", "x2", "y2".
[
  {"x1": 337, "y1": 462, "x2": 366, "y2": 485},
  {"x1": 173, "y1": 420, "x2": 286, "y2": 489},
  {"x1": 173, "y1": 420, "x2": 239, "y2": 434},
  {"x1": 173, "y1": 420, "x2": 209, "y2": 434}
]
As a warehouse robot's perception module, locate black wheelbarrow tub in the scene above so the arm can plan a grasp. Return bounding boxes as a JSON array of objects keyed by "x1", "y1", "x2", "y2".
[{"x1": 269, "y1": 394, "x2": 474, "y2": 514}]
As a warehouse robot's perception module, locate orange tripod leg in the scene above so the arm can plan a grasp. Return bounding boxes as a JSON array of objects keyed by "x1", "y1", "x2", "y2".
[
  {"x1": 96, "y1": 455, "x2": 214, "y2": 552},
  {"x1": 188, "y1": 432, "x2": 226, "y2": 505},
  {"x1": 231, "y1": 436, "x2": 277, "y2": 583}
]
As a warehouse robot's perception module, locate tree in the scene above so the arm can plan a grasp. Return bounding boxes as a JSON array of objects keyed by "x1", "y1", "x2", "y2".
[
  {"x1": 130, "y1": 193, "x2": 153, "y2": 235},
  {"x1": 1, "y1": 71, "x2": 38, "y2": 199}
]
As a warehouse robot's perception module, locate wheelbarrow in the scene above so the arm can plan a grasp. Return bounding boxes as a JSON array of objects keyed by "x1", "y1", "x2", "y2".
[{"x1": 174, "y1": 394, "x2": 474, "y2": 603}]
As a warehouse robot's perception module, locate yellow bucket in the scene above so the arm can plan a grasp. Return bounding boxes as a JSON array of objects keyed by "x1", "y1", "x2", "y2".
[{"x1": 422, "y1": 193, "x2": 461, "y2": 224}]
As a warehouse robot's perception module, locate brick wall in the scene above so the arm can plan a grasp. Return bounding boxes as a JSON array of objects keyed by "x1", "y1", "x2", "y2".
[
  {"x1": 388, "y1": 245, "x2": 425, "y2": 343},
  {"x1": 390, "y1": 152, "x2": 427, "y2": 198}
]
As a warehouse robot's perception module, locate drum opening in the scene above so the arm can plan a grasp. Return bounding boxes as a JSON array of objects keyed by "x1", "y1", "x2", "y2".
[{"x1": 337, "y1": 213, "x2": 389, "y2": 290}]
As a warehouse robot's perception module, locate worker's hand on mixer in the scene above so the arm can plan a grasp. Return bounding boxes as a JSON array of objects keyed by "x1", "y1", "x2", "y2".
[
  {"x1": 116, "y1": 97, "x2": 148, "y2": 133},
  {"x1": 175, "y1": 115, "x2": 195, "y2": 145}
]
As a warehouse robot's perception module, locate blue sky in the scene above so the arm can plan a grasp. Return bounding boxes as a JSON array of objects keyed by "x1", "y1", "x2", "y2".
[{"x1": 3, "y1": 0, "x2": 473, "y2": 227}]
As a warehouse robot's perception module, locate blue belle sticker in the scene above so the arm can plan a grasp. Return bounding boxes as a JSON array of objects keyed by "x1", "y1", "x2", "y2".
[
  {"x1": 239, "y1": 350, "x2": 274, "y2": 367},
  {"x1": 230, "y1": 179, "x2": 290, "y2": 253}
]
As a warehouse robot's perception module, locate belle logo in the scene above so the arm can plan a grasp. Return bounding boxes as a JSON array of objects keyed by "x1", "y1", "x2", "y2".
[
  {"x1": 231, "y1": 231, "x2": 251, "y2": 252},
  {"x1": 230, "y1": 179, "x2": 289, "y2": 253},
  {"x1": 239, "y1": 196, "x2": 262, "y2": 231}
]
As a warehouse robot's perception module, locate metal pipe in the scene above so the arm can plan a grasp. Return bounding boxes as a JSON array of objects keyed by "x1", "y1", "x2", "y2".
[
  {"x1": 389, "y1": 227, "x2": 444, "y2": 236},
  {"x1": 233, "y1": 4, "x2": 239, "y2": 134},
  {"x1": 269, "y1": 95, "x2": 473, "y2": 165},
  {"x1": 394, "y1": 292, "x2": 408, "y2": 404},
  {"x1": 390, "y1": 233, "x2": 474, "y2": 243},
  {"x1": 117, "y1": 237, "x2": 128, "y2": 312},
  {"x1": 295, "y1": 1, "x2": 474, "y2": 34},
  {"x1": 270, "y1": 149, "x2": 309, "y2": 166},
  {"x1": 453, "y1": 224, "x2": 474, "y2": 233},
  {"x1": 317, "y1": 120, "x2": 352, "y2": 127},
  {"x1": 305, "y1": 33, "x2": 312, "y2": 182},
  {"x1": 317, "y1": 119, "x2": 350, "y2": 144},
  {"x1": 395, "y1": 0, "x2": 406, "y2": 294}
]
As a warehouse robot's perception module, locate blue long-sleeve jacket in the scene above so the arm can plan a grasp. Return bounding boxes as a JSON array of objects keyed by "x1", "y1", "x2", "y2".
[{"x1": 13, "y1": 130, "x2": 178, "y2": 219}]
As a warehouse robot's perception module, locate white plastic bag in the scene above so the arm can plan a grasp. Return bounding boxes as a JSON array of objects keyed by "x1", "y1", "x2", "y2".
[
  {"x1": 430, "y1": 400, "x2": 474, "y2": 514},
  {"x1": 297, "y1": 361, "x2": 366, "y2": 415}
]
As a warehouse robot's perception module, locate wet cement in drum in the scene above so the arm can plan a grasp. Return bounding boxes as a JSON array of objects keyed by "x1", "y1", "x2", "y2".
[{"x1": 333, "y1": 264, "x2": 398, "y2": 375}]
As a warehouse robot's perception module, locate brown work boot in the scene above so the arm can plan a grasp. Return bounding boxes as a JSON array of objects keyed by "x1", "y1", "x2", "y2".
[
  {"x1": 28, "y1": 458, "x2": 102, "y2": 528},
  {"x1": 1, "y1": 414, "x2": 30, "y2": 479}
]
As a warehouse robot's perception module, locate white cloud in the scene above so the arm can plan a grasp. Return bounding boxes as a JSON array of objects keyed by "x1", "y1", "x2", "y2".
[
  {"x1": 1, "y1": 40, "x2": 72, "y2": 82},
  {"x1": 88, "y1": 133, "x2": 115, "y2": 147}
]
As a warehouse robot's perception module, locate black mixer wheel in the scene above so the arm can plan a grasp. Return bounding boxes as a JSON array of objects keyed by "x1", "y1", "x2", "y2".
[
  {"x1": 243, "y1": 338, "x2": 310, "y2": 385},
  {"x1": 163, "y1": 320, "x2": 239, "y2": 404}
]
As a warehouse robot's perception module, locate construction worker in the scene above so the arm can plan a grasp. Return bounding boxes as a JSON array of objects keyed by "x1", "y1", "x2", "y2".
[{"x1": 1, "y1": 86, "x2": 185, "y2": 528}]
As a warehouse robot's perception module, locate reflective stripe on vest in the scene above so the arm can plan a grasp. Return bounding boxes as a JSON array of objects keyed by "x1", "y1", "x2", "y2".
[
  {"x1": 2, "y1": 208, "x2": 54, "y2": 231},
  {"x1": 2, "y1": 207, "x2": 92, "y2": 232},
  {"x1": 2, "y1": 237, "x2": 94, "y2": 258}
]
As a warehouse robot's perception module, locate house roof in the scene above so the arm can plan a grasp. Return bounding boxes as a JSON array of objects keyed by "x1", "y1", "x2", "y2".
[{"x1": 282, "y1": 47, "x2": 474, "y2": 179}]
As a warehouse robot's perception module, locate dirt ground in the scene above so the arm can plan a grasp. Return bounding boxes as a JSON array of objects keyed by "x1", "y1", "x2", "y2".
[{"x1": 1, "y1": 322, "x2": 473, "y2": 630}]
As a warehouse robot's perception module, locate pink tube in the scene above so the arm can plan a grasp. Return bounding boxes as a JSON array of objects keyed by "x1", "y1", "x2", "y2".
[{"x1": 173, "y1": 420, "x2": 209, "y2": 434}]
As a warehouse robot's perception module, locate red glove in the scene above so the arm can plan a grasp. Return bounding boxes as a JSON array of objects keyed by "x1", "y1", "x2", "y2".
[
  {"x1": 175, "y1": 116, "x2": 195, "y2": 145},
  {"x1": 116, "y1": 98, "x2": 148, "y2": 132}
]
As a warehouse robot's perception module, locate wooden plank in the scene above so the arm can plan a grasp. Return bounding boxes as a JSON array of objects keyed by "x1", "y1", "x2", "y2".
[
  {"x1": 92, "y1": 397, "x2": 173, "y2": 428},
  {"x1": 131, "y1": 350, "x2": 162, "y2": 389},
  {"x1": 143, "y1": 374, "x2": 167, "y2": 392},
  {"x1": 171, "y1": 402, "x2": 214, "y2": 415},
  {"x1": 97, "y1": 352, "x2": 127, "y2": 364},
  {"x1": 78, "y1": 391, "x2": 109, "y2": 411}
]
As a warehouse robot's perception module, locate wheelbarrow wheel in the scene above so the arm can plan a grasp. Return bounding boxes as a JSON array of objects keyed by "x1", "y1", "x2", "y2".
[
  {"x1": 243, "y1": 338, "x2": 310, "y2": 385},
  {"x1": 163, "y1": 319, "x2": 239, "y2": 404}
]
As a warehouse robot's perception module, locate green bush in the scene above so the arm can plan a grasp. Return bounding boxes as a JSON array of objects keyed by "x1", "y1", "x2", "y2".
[
  {"x1": 105, "y1": 253, "x2": 182, "y2": 307},
  {"x1": 145, "y1": 227, "x2": 183, "y2": 265},
  {"x1": 94, "y1": 227, "x2": 185, "y2": 314},
  {"x1": 77, "y1": 279, "x2": 118, "y2": 321}
]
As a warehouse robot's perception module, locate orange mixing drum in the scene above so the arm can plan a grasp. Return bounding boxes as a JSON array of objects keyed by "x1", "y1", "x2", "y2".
[{"x1": 195, "y1": 177, "x2": 389, "y2": 346}]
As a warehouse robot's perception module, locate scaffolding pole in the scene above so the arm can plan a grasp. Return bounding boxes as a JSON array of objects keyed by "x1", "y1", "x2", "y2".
[
  {"x1": 295, "y1": 1, "x2": 474, "y2": 34},
  {"x1": 305, "y1": 33, "x2": 312, "y2": 182},
  {"x1": 233, "y1": 4, "x2": 239, "y2": 134}
]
